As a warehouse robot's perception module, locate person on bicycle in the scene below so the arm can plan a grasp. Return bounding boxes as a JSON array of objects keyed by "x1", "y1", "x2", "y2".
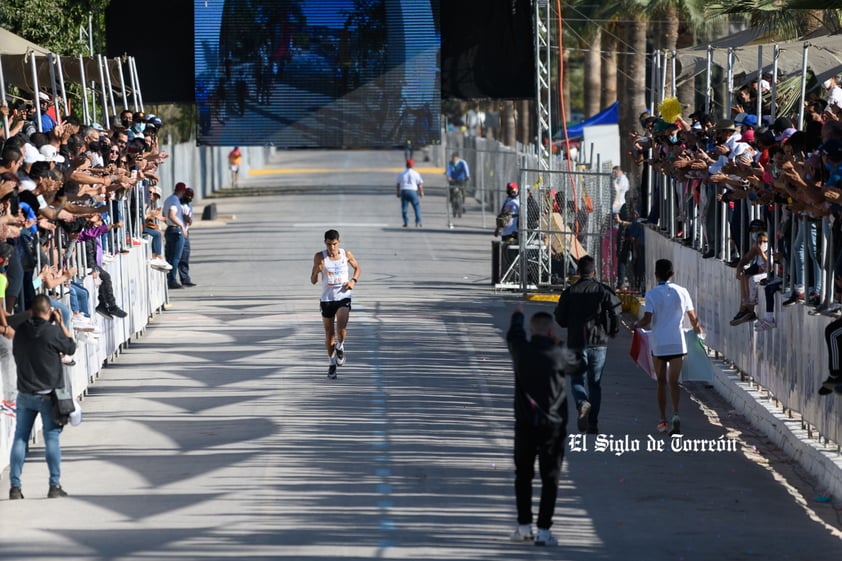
[
  {"x1": 495, "y1": 182, "x2": 520, "y2": 242},
  {"x1": 446, "y1": 152, "x2": 470, "y2": 218}
]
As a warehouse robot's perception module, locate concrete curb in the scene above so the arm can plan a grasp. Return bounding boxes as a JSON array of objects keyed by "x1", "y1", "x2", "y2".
[{"x1": 711, "y1": 359, "x2": 842, "y2": 503}]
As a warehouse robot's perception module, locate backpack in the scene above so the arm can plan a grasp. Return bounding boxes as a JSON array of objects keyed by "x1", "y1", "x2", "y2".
[{"x1": 496, "y1": 212, "x2": 512, "y2": 229}]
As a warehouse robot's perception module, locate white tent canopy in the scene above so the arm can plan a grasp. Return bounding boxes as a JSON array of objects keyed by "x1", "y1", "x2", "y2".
[{"x1": 676, "y1": 32, "x2": 842, "y2": 86}]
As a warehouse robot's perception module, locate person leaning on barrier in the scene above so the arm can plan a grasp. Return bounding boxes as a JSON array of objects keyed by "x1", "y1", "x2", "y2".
[{"x1": 8, "y1": 293, "x2": 76, "y2": 500}]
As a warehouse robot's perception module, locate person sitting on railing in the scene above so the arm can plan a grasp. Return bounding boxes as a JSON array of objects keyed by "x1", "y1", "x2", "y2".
[
  {"x1": 76, "y1": 213, "x2": 127, "y2": 320},
  {"x1": 730, "y1": 228, "x2": 769, "y2": 326}
]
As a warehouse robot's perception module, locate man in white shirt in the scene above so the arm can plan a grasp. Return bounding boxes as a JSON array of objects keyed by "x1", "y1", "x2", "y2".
[
  {"x1": 824, "y1": 74, "x2": 842, "y2": 112},
  {"x1": 163, "y1": 182, "x2": 189, "y2": 289},
  {"x1": 396, "y1": 159, "x2": 424, "y2": 227},
  {"x1": 611, "y1": 166, "x2": 629, "y2": 215}
]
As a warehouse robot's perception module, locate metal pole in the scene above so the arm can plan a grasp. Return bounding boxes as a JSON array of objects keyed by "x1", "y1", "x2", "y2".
[
  {"x1": 0, "y1": 56, "x2": 9, "y2": 138},
  {"x1": 47, "y1": 54, "x2": 61, "y2": 125},
  {"x1": 705, "y1": 45, "x2": 712, "y2": 114},
  {"x1": 797, "y1": 42, "x2": 809, "y2": 130},
  {"x1": 660, "y1": 50, "x2": 668, "y2": 105},
  {"x1": 102, "y1": 55, "x2": 117, "y2": 120},
  {"x1": 671, "y1": 49, "x2": 677, "y2": 97},
  {"x1": 30, "y1": 53, "x2": 43, "y2": 133},
  {"x1": 128, "y1": 56, "x2": 139, "y2": 112},
  {"x1": 96, "y1": 54, "x2": 108, "y2": 127},
  {"x1": 117, "y1": 57, "x2": 128, "y2": 110},
  {"x1": 756, "y1": 46, "x2": 763, "y2": 122},
  {"x1": 770, "y1": 45, "x2": 780, "y2": 121},
  {"x1": 79, "y1": 55, "x2": 90, "y2": 124},
  {"x1": 726, "y1": 48, "x2": 734, "y2": 120},
  {"x1": 130, "y1": 56, "x2": 144, "y2": 112},
  {"x1": 56, "y1": 55, "x2": 69, "y2": 119}
]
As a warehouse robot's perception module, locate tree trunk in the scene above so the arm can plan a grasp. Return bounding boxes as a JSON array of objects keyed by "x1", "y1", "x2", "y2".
[
  {"x1": 585, "y1": 27, "x2": 602, "y2": 117},
  {"x1": 662, "y1": 4, "x2": 679, "y2": 98},
  {"x1": 620, "y1": 13, "x2": 649, "y2": 197},
  {"x1": 518, "y1": 99, "x2": 531, "y2": 146},
  {"x1": 676, "y1": 19, "x2": 696, "y2": 114},
  {"x1": 601, "y1": 27, "x2": 618, "y2": 110},
  {"x1": 502, "y1": 100, "x2": 516, "y2": 147}
]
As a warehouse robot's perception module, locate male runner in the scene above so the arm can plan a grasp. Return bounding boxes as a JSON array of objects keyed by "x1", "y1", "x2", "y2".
[{"x1": 311, "y1": 229, "x2": 361, "y2": 379}]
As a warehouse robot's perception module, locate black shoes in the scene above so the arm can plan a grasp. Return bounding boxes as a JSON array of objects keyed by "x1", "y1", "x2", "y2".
[
  {"x1": 327, "y1": 364, "x2": 337, "y2": 379},
  {"x1": 9, "y1": 486, "x2": 23, "y2": 500},
  {"x1": 47, "y1": 485, "x2": 68, "y2": 498},
  {"x1": 818, "y1": 375, "x2": 842, "y2": 395},
  {"x1": 95, "y1": 304, "x2": 112, "y2": 319},
  {"x1": 109, "y1": 306, "x2": 127, "y2": 319},
  {"x1": 168, "y1": 282, "x2": 183, "y2": 289},
  {"x1": 182, "y1": 282, "x2": 197, "y2": 287},
  {"x1": 782, "y1": 292, "x2": 804, "y2": 307}
]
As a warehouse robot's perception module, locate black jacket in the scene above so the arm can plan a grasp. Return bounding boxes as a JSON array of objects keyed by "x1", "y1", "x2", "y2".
[
  {"x1": 554, "y1": 277, "x2": 621, "y2": 348},
  {"x1": 13, "y1": 316, "x2": 76, "y2": 394},
  {"x1": 507, "y1": 311, "x2": 580, "y2": 429}
]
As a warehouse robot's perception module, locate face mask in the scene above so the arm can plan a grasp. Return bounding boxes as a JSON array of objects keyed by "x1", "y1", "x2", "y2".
[
  {"x1": 32, "y1": 276, "x2": 42, "y2": 291},
  {"x1": 760, "y1": 242, "x2": 768, "y2": 252},
  {"x1": 669, "y1": 135, "x2": 678, "y2": 143},
  {"x1": 133, "y1": 122, "x2": 146, "y2": 134},
  {"x1": 771, "y1": 165, "x2": 780, "y2": 179},
  {"x1": 824, "y1": 79, "x2": 833, "y2": 89}
]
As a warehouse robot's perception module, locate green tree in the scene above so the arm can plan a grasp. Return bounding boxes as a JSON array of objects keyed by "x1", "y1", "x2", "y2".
[{"x1": 0, "y1": 0, "x2": 110, "y2": 55}]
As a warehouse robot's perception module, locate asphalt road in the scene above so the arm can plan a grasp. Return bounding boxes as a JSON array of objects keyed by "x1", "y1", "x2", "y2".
[{"x1": 0, "y1": 149, "x2": 840, "y2": 560}]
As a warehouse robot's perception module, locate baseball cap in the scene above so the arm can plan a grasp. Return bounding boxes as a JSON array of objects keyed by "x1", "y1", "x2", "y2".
[
  {"x1": 185, "y1": 188, "x2": 194, "y2": 197},
  {"x1": 716, "y1": 119, "x2": 736, "y2": 131},
  {"x1": 38, "y1": 92, "x2": 50, "y2": 102},
  {"x1": 149, "y1": 185, "x2": 162, "y2": 197},
  {"x1": 174, "y1": 181, "x2": 187, "y2": 192},
  {"x1": 739, "y1": 129, "x2": 755, "y2": 144},
  {"x1": 91, "y1": 123, "x2": 105, "y2": 132},
  {"x1": 23, "y1": 143, "x2": 46, "y2": 164},
  {"x1": 406, "y1": 159, "x2": 414, "y2": 167},
  {"x1": 733, "y1": 112, "x2": 748, "y2": 126},
  {"x1": 39, "y1": 144, "x2": 65, "y2": 164}
]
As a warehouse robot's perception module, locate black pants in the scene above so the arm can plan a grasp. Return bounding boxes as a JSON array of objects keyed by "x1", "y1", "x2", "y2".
[
  {"x1": 95, "y1": 266, "x2": 117, "y2": 309},
  {"x1": 514, "y1": 423, "x2": 566, "y2": 529},
  {"x1": 826, "y1": 316, "x2": 842, "y2": 378}
]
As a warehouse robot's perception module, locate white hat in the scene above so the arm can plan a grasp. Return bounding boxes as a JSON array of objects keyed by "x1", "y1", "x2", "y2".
[
  {"x1": 38, "y1": 91, "x2": 50, "y2": 102},
  {"x1": 39, "y1": 144, "x2": 65, "y2": 164},
  {"x1": 23, "y1": 143, "x2": 45, "y2": 164}
]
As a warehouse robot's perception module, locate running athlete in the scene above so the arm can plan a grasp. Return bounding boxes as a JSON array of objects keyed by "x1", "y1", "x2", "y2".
[{"x1": 311, "y1": 229, "x2": 361, "y2": 379}]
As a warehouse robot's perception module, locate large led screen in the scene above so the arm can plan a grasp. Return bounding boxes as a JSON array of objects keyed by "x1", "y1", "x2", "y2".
[{"x1": 195, "y1": 0, "x2": 440, "y2": 147}]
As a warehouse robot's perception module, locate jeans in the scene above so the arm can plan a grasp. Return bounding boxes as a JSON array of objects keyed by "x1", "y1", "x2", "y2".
[
  {"x1": 164, "y1": 227, "x2": 185, "y2": 285},
  {"x1": 400, "y1": 190, "x2": 422, "y2": 226},
  {"x1": 10, "y1": 391, "x2": 63, "y2": 488},
  {"x1": 514, "y1": 424, "x2": 565, "y2": 529},
  {"x1": 143, "y1": 227, "x2": 162, "y2": 255},
  {"x1": 793, "y1": 219, "x2": 821, "y2": 294},
  {"x1": 569, "y1": 346, "x2": 607, "y2": 426},
  {"x1": 49, "y1": 297, "x2": 71, "y2": 331},
  {"x1": 68, "y1": 280, "x2": 91, "y2": 317},
  {"x1": 179, "y1": 235, "x2": 192, "y2": 284}
]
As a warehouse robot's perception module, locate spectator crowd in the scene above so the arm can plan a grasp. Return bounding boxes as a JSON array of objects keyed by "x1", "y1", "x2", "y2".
[
  {"x1": 0, "y1": 92, "x2": 195, "y2": 411},
  {"x1": 629, "y1": 72, "x2": 842, "y2": 395}
]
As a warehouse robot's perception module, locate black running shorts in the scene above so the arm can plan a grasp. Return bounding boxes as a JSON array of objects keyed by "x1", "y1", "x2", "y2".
[{"x1": 320, "y1": 298, "x2": 352, "y2": 318}]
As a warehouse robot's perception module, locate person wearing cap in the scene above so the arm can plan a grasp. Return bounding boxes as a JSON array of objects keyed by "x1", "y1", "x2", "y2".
[
  {"x1": 823, "y1": 74, "x2": 842, "y2": 112},
  {"x1": 143, "y1": 184, "x2": 171, "y2": 272},
  {"x1": 177, "y1": 188, "x2": 196, "y2": 287},
  {"x1": 396, "y1": 159, "x2": 424, "y2": 227},
  {"x1": 445, "y1": 152, "x2": 470, "y2": 218},
  {"x1": 36, "y1": 92, "x2": 56, "y2": 134},
  {"x1": 163, "y1": 182, "x2": 190, "y2": 289},
  {"x1": 494, "y1": 181, "x2": 520, "y2": 242}
]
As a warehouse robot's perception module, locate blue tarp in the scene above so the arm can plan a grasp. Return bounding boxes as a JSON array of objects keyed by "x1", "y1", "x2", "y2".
[{"x1": 559, "y1": 101, "x2": 619, "y2": 140}]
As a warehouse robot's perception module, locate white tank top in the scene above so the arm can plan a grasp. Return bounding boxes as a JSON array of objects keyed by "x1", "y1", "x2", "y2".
[{"x1": 321, "y1": 248, "x2": 352, "y2": 301}]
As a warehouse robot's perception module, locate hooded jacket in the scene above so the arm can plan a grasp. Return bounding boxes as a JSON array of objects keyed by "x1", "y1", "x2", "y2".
[{"x1": 13, "y1": 316, "x2": 76, "y2": 394}]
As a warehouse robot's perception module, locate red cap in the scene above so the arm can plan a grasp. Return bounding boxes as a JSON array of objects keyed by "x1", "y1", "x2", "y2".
[
  {"x1": 174, "y1": 182, "x2": 187, "y2": 192},
  {"x1": 406, "y1": 159, "x2": 414, "y2": 167}
]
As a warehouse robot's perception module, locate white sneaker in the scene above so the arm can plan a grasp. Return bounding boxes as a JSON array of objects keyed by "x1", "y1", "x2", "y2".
[
  {"x1": 72, "y1": 317, "x2": 96, "y2": 332},
  {"x1": 510, "y1": 524, "x2": 533, "y2": 542},
  {"x1": 534, "y1": 528, "x2": 558, "y2": 546},
  {"x1": 151, "y1": 258, "x2": 172, "y2": 271}
]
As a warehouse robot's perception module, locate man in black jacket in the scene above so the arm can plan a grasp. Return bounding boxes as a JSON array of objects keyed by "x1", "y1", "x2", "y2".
[
  {"x1": 554, "y1": 255, "x2": 621, "y2": 434},
  {"x1": 507, "y1": 303, "x2": 581, "y2": 547},
  {"x1": 8, "y1": 294, "x2": 76, "y2": 500}
]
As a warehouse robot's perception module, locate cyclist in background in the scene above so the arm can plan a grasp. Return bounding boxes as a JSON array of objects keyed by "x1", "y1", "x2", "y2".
[{"x1": 446, "y1": 152, "x2": 470, "y2": 218}]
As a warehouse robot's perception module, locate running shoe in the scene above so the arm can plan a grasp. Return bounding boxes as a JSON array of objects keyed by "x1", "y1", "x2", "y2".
[
  {"x1": 510, "y1": 524, "x2": 533, "y2": 542},
  {"x1": 534, "y1": 528, "x2": 558, "y2": 546},
  {"x1": 576, "y1": 400, "x2": 591, "y2": 433},
  {"x1": 669, "y1": 414, "x2": 681, "y2": 435},
  {"x1": 782, "y1": 292, "x2": 804, "y2": 307},
  {"x1": 335, "y1": 347, "x2": 345, "y2": 366},
  {"x1": 327, "y1": 364, "x2": 338, "y2": 379},
  {"x1": 819, "y1": 375, "x2": 841, "y2": 395},
  {"x1": 657, "y1": 419, "x2": 668, "y2": 433}
]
